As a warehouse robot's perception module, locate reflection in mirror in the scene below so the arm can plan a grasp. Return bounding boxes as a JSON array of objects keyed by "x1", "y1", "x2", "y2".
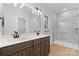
[
  {"x1": 29, "y1": 12, "x2": 41, "y2": 33},
  {"x1": 0, "y1": 16, "x2": 4, "y2": 36},
  {"x1": 0, "y1": 3, "x2": 49, "y2": 36},
  {"x1": 2, "y1": 3, "x2": 30, "y2": 36}
]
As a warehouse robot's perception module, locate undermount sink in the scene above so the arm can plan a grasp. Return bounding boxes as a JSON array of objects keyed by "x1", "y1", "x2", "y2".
[
  {"x1": 0, "y1": 33, "x2": 46, "y2": 42},
  {"x1": 0, "y1": 35, "x2": 28, "y2": 42},
  {"x1": 8, "y1": 37, "x2": 28, "y2": 41}
]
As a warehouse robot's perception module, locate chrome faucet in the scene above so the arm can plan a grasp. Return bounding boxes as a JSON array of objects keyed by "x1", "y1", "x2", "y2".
[{"x1": 12, "y1": 31, "x2": 19, "y2": 38}]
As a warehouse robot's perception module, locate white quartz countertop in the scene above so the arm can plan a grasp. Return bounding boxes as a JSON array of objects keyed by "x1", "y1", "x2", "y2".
[{"x1": 0, "y1": 33, "x2": 50, "y2": 48}]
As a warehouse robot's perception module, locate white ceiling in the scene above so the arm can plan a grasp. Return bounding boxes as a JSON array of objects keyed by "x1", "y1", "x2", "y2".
[
  {"x1": 34, "y1": 3, "x2": 79, "y2": 14},
  {"x1": 5, "y1": 3, "x2": 79, "y2": 15}
]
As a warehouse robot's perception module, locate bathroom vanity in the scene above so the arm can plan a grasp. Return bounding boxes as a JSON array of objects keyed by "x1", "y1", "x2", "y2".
[{"x1": 0, "y1": 34, "x2": 50, "y2": 56}]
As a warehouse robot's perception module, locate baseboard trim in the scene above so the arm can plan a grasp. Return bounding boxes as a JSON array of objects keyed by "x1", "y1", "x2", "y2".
[{"x1": 54, "y1": 40, "x2": 78, "y2": 50}]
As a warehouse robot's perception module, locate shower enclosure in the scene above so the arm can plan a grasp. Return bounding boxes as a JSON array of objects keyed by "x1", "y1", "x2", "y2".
[{"x1": 55, "y1": 8, "x2": 79, "y2": 52}]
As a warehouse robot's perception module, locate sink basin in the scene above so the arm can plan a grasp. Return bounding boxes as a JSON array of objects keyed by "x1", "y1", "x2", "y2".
[
  {"x1": 0, "y1": 33, "x2": 42, "y2": 42},
  {"x1": 8, "y1": 38, "x2": 26, "y2": 41}
]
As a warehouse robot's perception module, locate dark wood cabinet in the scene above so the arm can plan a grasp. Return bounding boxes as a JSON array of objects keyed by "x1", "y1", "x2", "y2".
[
  {"x1": 34, "y1": 36, "x2": 50, "y2": 56},
  {"x1": 0, "y1": 40, "x2": 34, "y2": 56},
  {"x1": 41, "y1": 41, "x2": 50, "y2": 56},
  {"x1": 40, "y1": 37, "x2": 50, "y2": 56},
  {"x1": 34, "y1": 38, "x2": 41, "y2": 56},
  {"x1": 0, "y1": 36, "x2": 50, "y2": 56}
]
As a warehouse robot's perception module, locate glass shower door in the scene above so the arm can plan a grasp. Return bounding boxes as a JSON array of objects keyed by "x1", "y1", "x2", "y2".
[{"x1": 55, "y1": 9, "x2": 79, "y2": 55}]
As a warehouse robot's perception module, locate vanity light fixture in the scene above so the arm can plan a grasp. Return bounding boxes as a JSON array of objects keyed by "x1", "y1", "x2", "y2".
[
  {"x1": 32, "y1": 6, "x2": 42, "y2": 16},
  {"x1": 13, "y1": 3, "x2": 42, "y2": 16}
]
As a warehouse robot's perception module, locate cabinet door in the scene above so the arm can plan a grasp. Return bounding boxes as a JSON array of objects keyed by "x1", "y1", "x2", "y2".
[
  {"x1": 40, "y1": 41, "x2": 48, "y2": 56},
  {"x1": 44, "y1": 41, "x2": 50, "y2": 56},
  {"x1": 0, "y1": 40, "x2": 33, "y2": 56},
  {"x1": 25, "y1": 47, "x2": 33, "y2": 56},
  {"x1": 40, "y1": 43, "x2": 45, "y2": 56},
  {"x1": 40, "y1": 37, "x2": 50, "y2": 56},
  {"x1": 34, "y1": 44, "x2": 41, "y2": 56},
  {"x1": 34, "y1": 48, "x2": 41, "y2": 56},
  {"x1": 9, "y1": 47, "x2": 33, "y2": 56},
  {"x1": 34, "y1": 38, "x2": 41, "y2": 56}
]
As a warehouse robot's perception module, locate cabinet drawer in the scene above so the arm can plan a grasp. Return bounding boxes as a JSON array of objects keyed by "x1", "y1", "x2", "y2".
[{"x1": 0, "y1": 40, "x2": 33, "y2": 56}]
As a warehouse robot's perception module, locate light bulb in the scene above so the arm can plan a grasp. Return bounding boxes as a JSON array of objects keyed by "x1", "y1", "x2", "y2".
[
  {"x1": 32, "y1": 11, "x2": 34, "y2": 13},
  {"x1": 14, "y1": 3, "x2": 18, "y2": 6},
  {"x1": 20, "y1": 3, "x2": 25, "y2": 8},
  {"x1": 37, "y1": 13, "x2": 40, "y2": 16},
  {"x1": 35, "y1": 11, "x2": 37, "y2": 15}
]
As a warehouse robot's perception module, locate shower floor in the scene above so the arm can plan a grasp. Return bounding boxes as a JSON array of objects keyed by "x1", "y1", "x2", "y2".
[{"x1": 49, "y1": 44, "x2": 79, "y2": 56}]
